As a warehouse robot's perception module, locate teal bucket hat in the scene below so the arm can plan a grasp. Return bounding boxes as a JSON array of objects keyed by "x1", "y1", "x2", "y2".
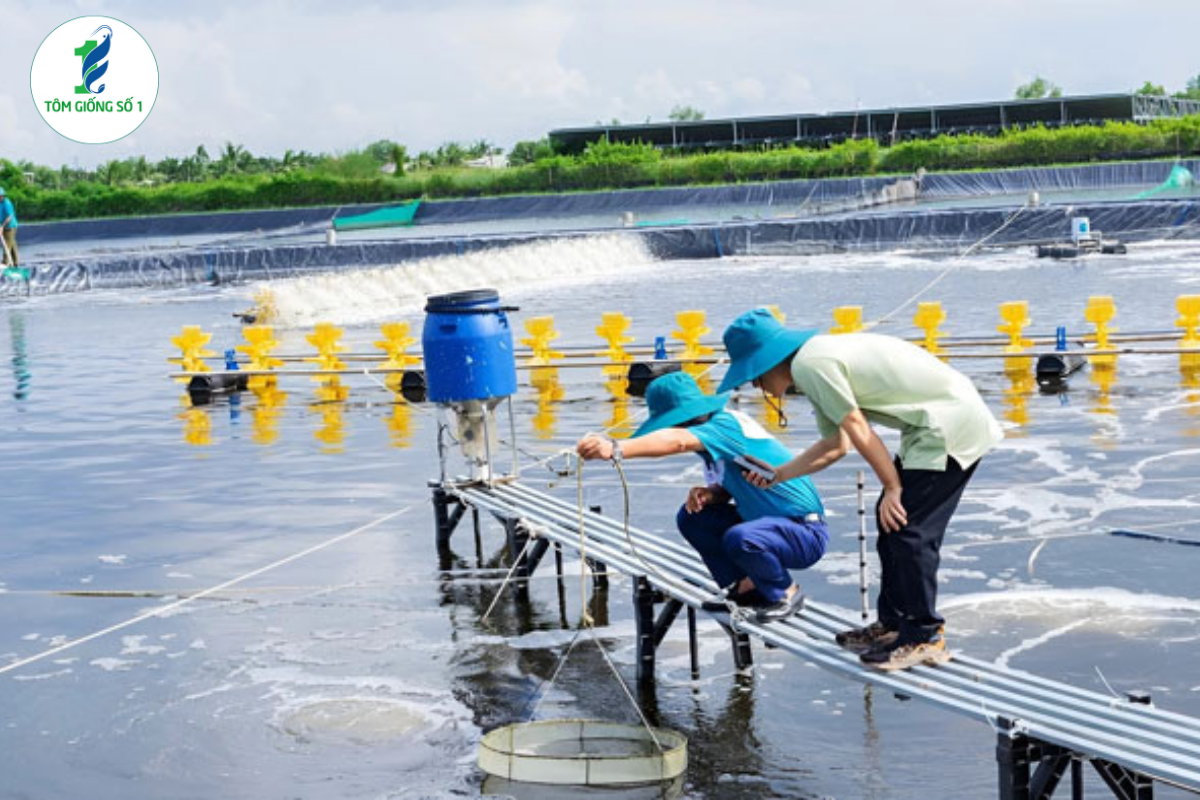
[
  {"x1": 634, "y1": 371, "x2": 731, "y2": 437},
  {"x1": 717, "y1": 308, "x2": 818, "y2": 393}
]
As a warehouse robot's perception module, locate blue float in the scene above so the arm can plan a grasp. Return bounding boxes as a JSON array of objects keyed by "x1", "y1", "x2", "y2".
[{"x1": 422, "y1": 289, "x2": 517, "y2": 403}]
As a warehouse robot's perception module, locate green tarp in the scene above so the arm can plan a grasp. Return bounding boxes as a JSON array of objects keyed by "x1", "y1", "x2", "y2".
[
  {"x1": 1133, "y1": 164, "x2": 1195, "y2": 200},
  {"x1": 332, "y1": 200, "x2": 422, "y2": 231}
]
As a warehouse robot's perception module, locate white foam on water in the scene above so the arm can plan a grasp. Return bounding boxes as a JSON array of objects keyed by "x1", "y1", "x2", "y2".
[
  {"x1": 943, "y1": 587, "x2": 1200, "y2": 667},
  {"x1": 253, "y1": 234, "x2": 657, "y2": 328},
  {"x1": 272, "y1": 696, "x2": 445, "y2": 745},
  {"x1": 964, "y1": 466, "x2": 1200, "y2": 540},
  {"x1": 120, "y1": 636, "x2": 166, "y2": 656},
  {"x1": 182, "y1": 681, "x2": 239, "y2": 702},
  {"x1": 938, "y1": 569, "x2": 989, "y2": 582},
  {"x1": 246, "y1": 663, "x2": 453, "y2": 699},
  {"x1": 655, "y1": 461, "x2": 706, "y2": 484},
  {"x1": 994, "y1": 618, "x2": 1092, "y2": 668},
  {"x1": 12, "y1": 668, "x2": 73, "y2": 682},
  {"x1": 810, "y1": 549, "x2": 877, "y2": 586},
  {"x1": 725, "y1": 247, "x2": 1041, "y2": 278},
  {"x1": 90, "y1": 657, "x2": 138, "y2": 671},
  {"x1": 97, "y1": 554, "x2": 127, "y2": 565},
  {"x1": 247, "y1": 666, "x2": 476, "y2": 749},
  {"x1": 992, "y1": 437, "x2": 1092, "y2": 481},
  {"x1": 943, "y1": 586, "x2": 1200, "y2": 615}
]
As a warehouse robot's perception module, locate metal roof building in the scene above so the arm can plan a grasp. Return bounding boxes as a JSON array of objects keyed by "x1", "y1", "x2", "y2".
[{"x1": 549, "y1": 93, "x2": 1200, "y2": 153}]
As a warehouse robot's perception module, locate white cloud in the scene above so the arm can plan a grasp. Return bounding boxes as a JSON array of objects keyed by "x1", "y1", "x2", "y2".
[
  {"x1": 1, "y1": 0, "x2": 1197, "y2": 168},
  {"x1": 731, "y1": 77, "x2": 766, "y2": 105},
  {"x1": 777, "y1": 72, "x2": 815, "y2": 107}
]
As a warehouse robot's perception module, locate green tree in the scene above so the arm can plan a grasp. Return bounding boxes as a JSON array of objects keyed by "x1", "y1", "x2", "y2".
[
  {"x1": 508, "y1": 138, "x2": 554, "y2": 166},
  {"x1": 389, "y1": 144, "x2": 407, "y2": 176},
  {"x1": 213, "y1": 142, "x2": 247, "y2": 177},
  {"x1": 1015, "y1": 76, "x2": 1063, "y2": 99},
  {"x1": 363, "y1": 139, "x2": 399, "y2": 163},
  {"x1": 1136, "y1": 81, "x2": 1166, "y2": 96},
  {"x1": 1175, "y1": 73, "x2": 1200, "y2": 100},
  {"x1": 434, "y1": 141, "x2": 467, "y2": 167},
  {"x1": 668, "y1": 104, "x2": 705, "y2": 122},
  {"x1": 466, "y1": 139, "x2": 494, "y2": 159}
]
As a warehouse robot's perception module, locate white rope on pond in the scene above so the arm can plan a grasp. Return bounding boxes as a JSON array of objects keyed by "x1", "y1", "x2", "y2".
[{"x1": 0, "y1": 504, "x2": 415, "y2": 677}]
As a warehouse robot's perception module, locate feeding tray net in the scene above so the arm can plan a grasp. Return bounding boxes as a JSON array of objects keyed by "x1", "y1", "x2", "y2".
[{"x1": 478, "y1": 718, "x2": 687, "y2": 786}]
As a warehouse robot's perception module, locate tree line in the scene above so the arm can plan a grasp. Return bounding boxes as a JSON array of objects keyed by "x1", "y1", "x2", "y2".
[{"x1": 1015, "y1": 74, "x2": 1200, "y2": 100}]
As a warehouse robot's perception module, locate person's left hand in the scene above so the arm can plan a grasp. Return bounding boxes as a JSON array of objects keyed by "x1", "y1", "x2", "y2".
[{"x1": 685, "y1": 486, "x2": 717, "y2": 513}]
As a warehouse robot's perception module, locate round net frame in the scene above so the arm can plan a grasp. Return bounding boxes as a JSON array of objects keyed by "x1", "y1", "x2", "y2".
[{"x1": 478, "y1": 718, "x2": 687, "y2": 786}]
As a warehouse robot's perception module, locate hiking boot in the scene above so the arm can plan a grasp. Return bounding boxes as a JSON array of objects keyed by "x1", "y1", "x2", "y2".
[
  {"x1": 755, "y1": 587, "x2": 806, "y2": 623},
  {"x1": 860, "y1": 632, "x2": 952, "y2": 671},
  {"x1": 835, "y1": 621, "x2": 899, "y2": 654}
]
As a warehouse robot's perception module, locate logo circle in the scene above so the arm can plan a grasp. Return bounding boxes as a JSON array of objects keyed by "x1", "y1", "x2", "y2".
[{"x1": 30, "y1": 16, "x2": 159, "y2": 145}]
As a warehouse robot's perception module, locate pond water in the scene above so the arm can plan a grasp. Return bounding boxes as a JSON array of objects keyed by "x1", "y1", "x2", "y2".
[{"x1": 2, "y1": 235, "x2": 1199, "y2": 798}]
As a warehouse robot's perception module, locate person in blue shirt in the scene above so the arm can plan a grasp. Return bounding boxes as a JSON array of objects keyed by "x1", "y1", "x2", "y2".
[
  {"x1": 576, "y1": 371, "x2": 826, "y2": 623},
  {"x1": 0, "y1": 188, "x2": 17, "y2": 272}
]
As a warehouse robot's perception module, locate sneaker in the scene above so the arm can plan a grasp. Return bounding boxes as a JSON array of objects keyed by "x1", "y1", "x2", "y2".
[
  {"x1": 835, "y1": 621, "x2": 899, "y2": 654},
  {"x1": 860, "y1": 633, "x2": 952, "y2": 671},
  {"x1": 755, "y1": 587, "x2": 806, "y2": 623},
  {"x1": 699, "y1": 582, "x2": 767, "y2": 612}
]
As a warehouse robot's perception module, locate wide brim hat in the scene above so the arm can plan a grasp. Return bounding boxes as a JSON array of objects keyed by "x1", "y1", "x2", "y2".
[
  {"x1": 717, "y1": 308, "x2": 818, "y2": 393},
  {"x1": 634, "y1": 371, "x2": 731, "y2": 437}
]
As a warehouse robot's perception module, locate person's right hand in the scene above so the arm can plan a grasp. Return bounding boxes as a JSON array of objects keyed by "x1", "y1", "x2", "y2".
[
  {"x1": 685, "y1": 486, "x2": 716, "y2": 514},
  {"x1": 576, "y1": 433, "x2": 613, "y2": 461},
  {"x1": 740, "y1": 454, "x2": 782, "y2": 489},
  {"x1": 878, "y1": 485, "x2": 908, "y2": 533}
]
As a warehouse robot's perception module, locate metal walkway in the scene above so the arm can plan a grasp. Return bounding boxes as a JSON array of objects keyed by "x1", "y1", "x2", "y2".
[{"x1": 438, "y1": 479, "x2": 1200, "y2": 799}]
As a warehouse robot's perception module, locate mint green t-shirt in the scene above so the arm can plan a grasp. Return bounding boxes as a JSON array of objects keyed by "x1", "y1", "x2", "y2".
[{"x1": 790, "y1": 333, "x2": 1003, "y2": 471}]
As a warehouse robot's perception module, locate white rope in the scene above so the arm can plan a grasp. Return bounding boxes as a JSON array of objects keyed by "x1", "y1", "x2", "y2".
[
  {"x1": 0, "y1": 504, "x2": 414, "y2": 676},
  {"x1": 360, "y1": 367, "x2": 391, "y2": 391},
  {"x1": 1025, "y1": 537, "x2": 1051, "y2": 577},
  {"x1": 479, "y1": 528, "x2": 540, "y2": 623},
  {"x1": 1094, "y1": 665, "x2": 1123, "y2": 700},
  {"x1": 865, "y1": 201, "x2": 1036, "y2": 330},
  {"x1": 584, "y1": 625, "x2": 664, "y2": 751},
  {"x1": 525, "y1": 626, "x2": 586, "y2": 720},
  {"x1": 511, "y1": 449, "x2": 668, "y2": 751}
]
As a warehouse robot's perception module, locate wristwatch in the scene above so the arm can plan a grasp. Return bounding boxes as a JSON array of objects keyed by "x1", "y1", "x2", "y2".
[{"x1": 609, "y1": 439, "x2": 623, "y2": 463}]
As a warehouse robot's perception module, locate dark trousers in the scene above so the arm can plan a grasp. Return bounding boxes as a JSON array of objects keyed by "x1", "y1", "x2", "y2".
[
  {"x1": 676, "y1": 503, "x2": 827, "y2": 603},
  {"x1": 876, "y1": 456, "x2": 978, "y2": 644}
]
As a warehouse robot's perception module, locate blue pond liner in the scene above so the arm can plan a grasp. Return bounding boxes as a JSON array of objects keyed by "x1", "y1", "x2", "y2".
[{"x1": 7, "y1": 197, "x2": 1200, "y2": 297}]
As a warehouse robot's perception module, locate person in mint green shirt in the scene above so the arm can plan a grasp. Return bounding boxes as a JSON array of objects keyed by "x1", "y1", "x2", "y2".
[
  {"x1": 577, "y1": 371, "x2": 827, "y2": 624},
  {"x1": 718, "y1": 308, "x2": 1002, "y2": 671},
  {"x1": 0, "y1": 188, "x2": 17, "y2": 271}
]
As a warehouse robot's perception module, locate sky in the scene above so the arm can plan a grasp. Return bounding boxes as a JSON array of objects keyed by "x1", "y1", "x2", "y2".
[{"x1": 2, "y1": 0, "x2": 1199, "y2": 169}]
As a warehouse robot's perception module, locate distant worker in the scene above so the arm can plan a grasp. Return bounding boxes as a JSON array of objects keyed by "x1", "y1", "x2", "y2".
[
  {"x1": 576, "y1": 371, "x2": 826, "y2": 624},
  {"x1": 0, "y1": 188, "x2": 17, "y2": 272},
  {"x1": 718, "y1": 308, "x2": 1002, "y2": 671}
]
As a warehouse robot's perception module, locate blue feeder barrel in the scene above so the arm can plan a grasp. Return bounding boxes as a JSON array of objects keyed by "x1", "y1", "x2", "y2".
[{"x1": 422, "y1": 289, "x2": 517, "y2": 403}]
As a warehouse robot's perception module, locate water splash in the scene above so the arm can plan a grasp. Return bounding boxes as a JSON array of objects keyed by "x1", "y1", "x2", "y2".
[{"x1": 249, "y1": 234, "x2": 656, "y2": 328}]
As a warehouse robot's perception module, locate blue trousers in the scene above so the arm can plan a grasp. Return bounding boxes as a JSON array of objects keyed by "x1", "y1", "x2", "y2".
[{"x1": 675, "y1": 503, "x2": 828, "y2": 603}]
